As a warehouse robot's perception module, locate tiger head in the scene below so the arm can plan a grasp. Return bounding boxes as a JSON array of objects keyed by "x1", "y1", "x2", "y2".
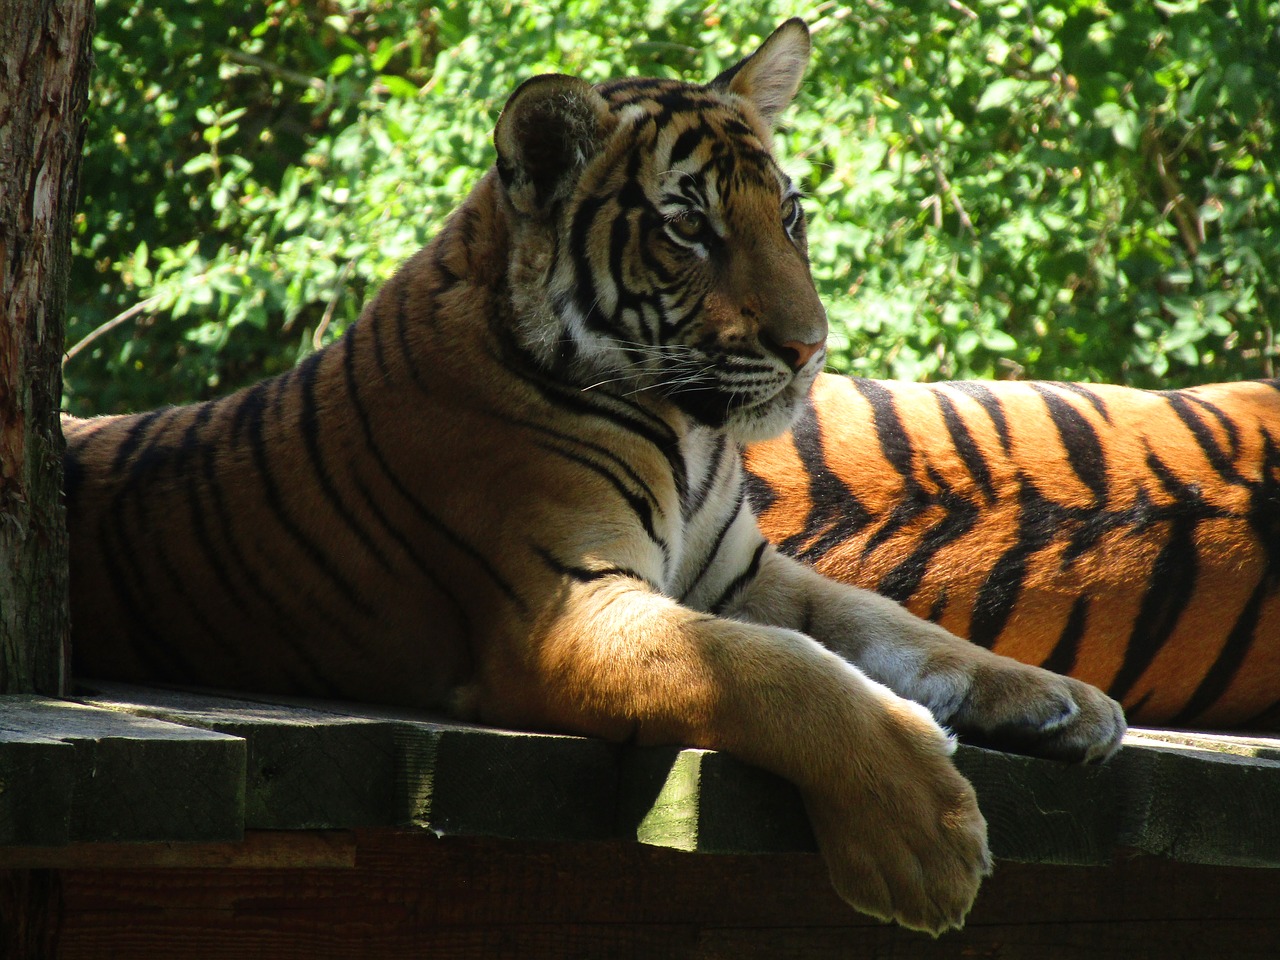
[{"x1": 494, "y1": 19, "x2": 827, "y2": 444}]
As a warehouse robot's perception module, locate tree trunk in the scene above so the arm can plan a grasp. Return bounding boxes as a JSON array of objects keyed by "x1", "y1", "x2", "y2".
[{"x1": 0, "y1": 0, "x2": 94, "y2": 695}]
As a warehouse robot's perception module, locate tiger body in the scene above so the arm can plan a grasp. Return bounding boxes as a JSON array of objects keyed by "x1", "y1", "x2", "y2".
[
  {"x1": 64, "y1": 22, "x2": 1124, "y2": 934},
  {"x1": 746, "y1": 375, "x2": 1280, "y2": 729},
  {"x1": 67, "y1": 234, "x2": 767, "y2": 717}
]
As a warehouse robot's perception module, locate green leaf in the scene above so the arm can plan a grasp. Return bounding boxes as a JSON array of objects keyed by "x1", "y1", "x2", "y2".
[
  {"x1": 976, "y1": 78, "x2": 1021, "y2": 113},
  {"x1": 1094, "y1": 103, "x2": 1141, "y2": 149},
  {"x1": 181, "y1": 154, "x2": 215, "y2": 175},
  {"x1": 380, "y1": 75, "x2": 421, "y2": 99}
]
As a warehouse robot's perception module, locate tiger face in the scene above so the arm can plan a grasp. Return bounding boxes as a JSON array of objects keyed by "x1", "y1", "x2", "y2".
[{"x1": 495, "y1": 23, "x2": 827, "y2": 444}]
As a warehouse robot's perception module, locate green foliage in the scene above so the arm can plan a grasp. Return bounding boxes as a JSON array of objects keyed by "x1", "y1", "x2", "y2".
[{"x1": 67, "y1": 0, "x2": 1280, "y2": 414}]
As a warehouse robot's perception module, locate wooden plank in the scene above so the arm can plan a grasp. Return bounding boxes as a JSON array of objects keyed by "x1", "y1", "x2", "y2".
[
  {"x1": 617, "y1": 730, "x2": 1280, "y2": 869},
  {"x1": 619, "y1": 746, "x2": 814, "y2": 853},
  {"x1": 618, "y1": 741, "x2": 1131, "y2": 863},
  {"x1": 0, "y1": 696, "x2": 244, "y2": 844},
  {"x1": 954, "y1": 742, "x2": 1129, "y2": 865},
  {"x1": 46, "y1": 831, "x2": 1280, "y2": 960},
  {"x1": 1123, "y1": 734, "x2": 1280, "y2": 867},
  {"x1": 0, "y1": 870, "x2": 61, "y2": 960},
  {"x1": 11, "y1": 683, "x2": 1280, "y2": 871},
  {"x1": 77, "y1": 683, "x2": 405, "y2": 830},
  {"x1": 0, "y1": 830, "x2": 356, "y2": 870},
  {"x1": 311, "y1": 703, "x2": 622, "y2": 842},
  {"x1": 79, "y1": 686, "x2": 622, "y2": 842},
  {"x1": 1125, "y1": 728, "x2": 1280, "y2": 761},
  {"x1": 0, "y1": 731, "x2": 76, "y2": 846}
]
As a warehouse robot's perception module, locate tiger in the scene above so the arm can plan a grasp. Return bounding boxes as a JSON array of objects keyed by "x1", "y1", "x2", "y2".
[
  {"x1": 745, "y1": 374, "x2": 1280, "y2": 731},
  {"x1": 62, "y1": 20, "x2": 1124, "y2": 934}
]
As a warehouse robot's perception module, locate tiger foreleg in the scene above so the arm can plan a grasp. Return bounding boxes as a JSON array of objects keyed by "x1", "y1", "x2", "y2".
[
  {"x1": 735, "y1": 549, "x2": 1127, "y2": 763},
  {"x1": 475, "y1": 576, "x2": 991, "y2": 935}
]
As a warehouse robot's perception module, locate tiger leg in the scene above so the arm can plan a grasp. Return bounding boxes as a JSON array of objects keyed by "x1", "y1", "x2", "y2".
[
  {"x1": 734, "y1": 549, "x2": 1127, "y2": 763},
  {"x1": 475, "y1": 576, "x2": 990, "y2": 935}
]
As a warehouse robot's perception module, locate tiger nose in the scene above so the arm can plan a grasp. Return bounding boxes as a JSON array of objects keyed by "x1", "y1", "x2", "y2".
[{"x1": 763, "y1": 334, "x2": 825, "y2": 371}]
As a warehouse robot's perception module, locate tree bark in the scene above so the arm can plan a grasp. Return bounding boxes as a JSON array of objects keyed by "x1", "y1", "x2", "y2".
[{"x1": 0, "y1": 0, "x2": 94, "y2": 695}]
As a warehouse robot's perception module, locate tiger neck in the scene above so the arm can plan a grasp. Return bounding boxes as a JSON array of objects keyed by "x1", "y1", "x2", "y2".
[{"x1": 354, "y1": 171, "x2": 516, "y2": 376}]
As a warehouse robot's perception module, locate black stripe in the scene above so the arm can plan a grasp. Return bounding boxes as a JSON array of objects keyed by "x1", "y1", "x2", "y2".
[
  {"x1": 502, "y1": 348, "x2": 685, "y2": 481},
  {"x1": 1170, "y1": 575, "x2": 1269, "y2": 726},
  {"x1": 393, "y1": 282, "x2": 429, "y2": 392},
  {"x1": 968, "y1": 478, "x2": 1060, "y2": 648},
  {"x1": 296, "y1": 347, "x2": 393, "y2": 571},
  {"x1": 680, "y1": 487, "x2": 747, "y2": 603},
  {"x1": 504, "y1": 412, "x2": 665, "y2": 513},
  {"x1": 174, "y1": 404, "x2": 320, "y2": 687},
  {"x1": 1056, "y1": 382, "x2": 1111, "y2": 423},
  {"x1": 742, "y1": 463, "x2": 777, "y2": 516},
  {"x1": 852, "y1": 378, "x2": 915, "y2": 480},
  {"x1": 874, "y1": 465, "x2": 979, "y2": 605},
  {"x1": 926, "y1": 588, "x2": 950, "y2": 623},
  {"x1": 1186, "y1": 392, "x2": 1242, "y2": 455},
  {"x1": 668, "y1": 126, "x2": 708, "y2": 167},
  {"x1": 111, "y1": 408, "x2": 167, "y2": 474},
  {"x1": 343, "y1": 322, "x2": 523, "y2": 614},
  {"x1": 179, "y1": 404, "x2": 256, "y2": 619},
  {"x1": 199, "y1": 403, "x2": 312, "y2": 627},
  {"x1": 569, "y1": 194, "x2": 615, "y2": 335},
  {"x1": 341, "y1": 328, "x2": 471, "y2": 631},
  {"x1": 95, "y1": 505, "x2": 199, "y2": 679},
  {"x1": 1106, "y1": 453, "x2": 1200, "y2": 703},
  {"x1": 616, "y1": 150, "x2": 648, "y2": 210},
  {"x1": 947, "y1": 381, "x2": 1012, "y2": 454},
  {"x1": 100, "y1": 408, "x2": 217, "y2": 680},
  {"x1": 1164, "y1": 391, "x2": 1247, "y2": 484},
  {"x1": 534, "y1": 546, "x2": 653, "y2": 588},
  {"x1": 683, "y1": 434, "x2": 728, "y2": 521},
  {"x1": 852, "y1": 379, "x2": 930, "y2": 557},
  {"x1": 234, "y1": 378, "x2": 376, "y2": 624},
  {"x1": 1039, "y1": 595, "x2": 1089, "y2": 675},
  {"x1": 1029, "y1": 383, "x2": 1109, "y2": 504},
  {"x1": 533, "y1": 439, "x2": 669, "y2": 562},
  {"x1": 932, "y1": 387, "x2": 996, "y2": 502},
  {"x1": 776, "y1": 396, "x2": 872, "y2": 563},
  {"x1": 186, "y1": 399, "x2": 342, "y2": 691},
  {"x1": 710, "y1": 540, "x2": 767, "y2": 615}
]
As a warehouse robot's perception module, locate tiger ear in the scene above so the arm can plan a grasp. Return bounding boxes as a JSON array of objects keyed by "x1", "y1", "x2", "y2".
[
  {"x1": 708, "y1": 18, "x2": 811, "y2": 129},
  {"x1": 494, "y1": 74, "x2": 613, "y2": 217}
]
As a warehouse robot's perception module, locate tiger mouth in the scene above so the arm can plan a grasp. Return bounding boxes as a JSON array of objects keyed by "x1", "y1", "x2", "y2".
[{"x1": 660, "y1": 364, "x2": 809, "y2": 430}]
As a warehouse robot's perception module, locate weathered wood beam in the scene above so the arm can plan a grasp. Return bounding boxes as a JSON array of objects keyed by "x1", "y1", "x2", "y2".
[
  {"x1": 0, "y1": 696, "x2": 244, "y2": 845},
  {"x1": 4, "y1": 684, "x2": 1280, "y2": 874},
  {"x1": 78, "y1": 682, "x2": 621, "y2": 841}
]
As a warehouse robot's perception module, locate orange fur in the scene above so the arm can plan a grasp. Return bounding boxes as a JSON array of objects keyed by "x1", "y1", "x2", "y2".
[{"x1": 747, "y1": 374, "x2": 1280, "y2": 728}]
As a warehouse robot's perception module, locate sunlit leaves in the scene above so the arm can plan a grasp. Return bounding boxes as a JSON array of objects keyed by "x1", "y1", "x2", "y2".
[{"x1": 65, "y1": 0, "x2": 1280, "y2": 415}]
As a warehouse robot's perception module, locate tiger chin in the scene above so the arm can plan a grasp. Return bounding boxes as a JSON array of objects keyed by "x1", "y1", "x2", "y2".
[{"x1": 65, "y1": 20, "x2": 1124, "y2": 935}]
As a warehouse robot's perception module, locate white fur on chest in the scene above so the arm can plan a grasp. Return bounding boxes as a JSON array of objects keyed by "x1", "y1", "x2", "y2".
[{"x1": 661, "y1": 427, "x2": 763, "y2": 612}]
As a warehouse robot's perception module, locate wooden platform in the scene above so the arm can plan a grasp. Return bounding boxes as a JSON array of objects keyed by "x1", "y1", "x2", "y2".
[{"x1": 3, "y1": 684, "x2": 1280, "y2": 957}]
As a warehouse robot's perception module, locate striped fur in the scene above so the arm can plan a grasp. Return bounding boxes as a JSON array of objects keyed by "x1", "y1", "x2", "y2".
[
  {"x1": 64, "y1": 22, "x2": 1124, "y2": 933},
  {"x1": 746, "y1": 374, "x2": 1280, "y2": 729}
]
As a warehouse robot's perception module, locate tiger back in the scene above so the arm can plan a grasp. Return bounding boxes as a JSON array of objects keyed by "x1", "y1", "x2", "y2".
[{"x1": 746, "y1": 374, "x2": 1280, "y2": 729}]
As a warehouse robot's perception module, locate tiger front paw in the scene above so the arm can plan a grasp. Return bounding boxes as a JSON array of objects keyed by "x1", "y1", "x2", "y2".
[
  {"x1": 952, "y1": 661, "x2": 1126, "y2": 763},
  {"x1": 807, "y1": 698, "x2": 992, "y2": 935}
]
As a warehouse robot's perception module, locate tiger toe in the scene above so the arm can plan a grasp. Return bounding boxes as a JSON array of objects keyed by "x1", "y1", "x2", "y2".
[{"x1": 953, "y1": 664, "x2": 1126, "y2": 763}]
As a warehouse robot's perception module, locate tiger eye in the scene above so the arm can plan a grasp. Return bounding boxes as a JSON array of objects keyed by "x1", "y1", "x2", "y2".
[
  {"x1": 781, "y1": 195, "x2": 800, "y2": 227},
  {"x1": 670, "y1": 211, "x2": 711, "y2": 242}
]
